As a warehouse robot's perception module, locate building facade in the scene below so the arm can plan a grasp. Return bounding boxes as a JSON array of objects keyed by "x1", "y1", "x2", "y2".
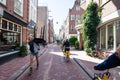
[
  {"x1": 28, "y1": 0, "x2": 38, "y2": 38},
  {"x1": 68, "y1": 0, "x2": 81, "y2": 39},
  {"x1": 36, "y1": 6, "x2": 48, "y2": 42},
  {"x1": 48, "y1": 19, "x2": 54, "y2": 43},
  {"x1": 75, "y1": 0, "x2": 120, "y2": 51},
  {"x1": 0, "y1": 0, "x2": 29, "y2": 52}
]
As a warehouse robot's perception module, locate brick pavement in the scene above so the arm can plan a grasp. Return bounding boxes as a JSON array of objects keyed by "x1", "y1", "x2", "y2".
[
  {"x1": 0, "y1": 45, "x2": 45, "y2": 80},
  {"x1": 18, "y1": 44, "x2": 91, "y2": 80}
]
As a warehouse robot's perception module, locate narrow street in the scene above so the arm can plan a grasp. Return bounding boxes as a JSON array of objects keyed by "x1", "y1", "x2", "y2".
[{"x1": 18, "y1": 44, "x2": 91, "y2": 80}]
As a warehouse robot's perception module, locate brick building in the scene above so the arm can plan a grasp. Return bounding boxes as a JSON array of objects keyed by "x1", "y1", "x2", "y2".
[
  {"x1": 0, "y1": 0, "x2": 29, "y2": 52},
  {"x1": 48, "y1": 19, "x2": 54, "y2": 43},
  {"x1": 67, "y1": 0, "x2": 83, "y2": 39}
]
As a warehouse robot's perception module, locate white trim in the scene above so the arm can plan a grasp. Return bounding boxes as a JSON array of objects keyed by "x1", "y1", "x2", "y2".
[
  {"x1": 98, "y1": 9, "x2": 120, "y2": 28},
  {"x1": 75, "y1": 24, "x2": 83, "y2": 30},
  {"x1": 106, "y1": 25, "x2": 108, "y2": 49},
  {"x1": 100, "y1": 28, "x2": 101, "y2": 49},
  {"x1": 113, "y1": 21, "x2": 116, "y2": 51},
  {"x1": 102, "y1": 9, "x2": 120, "y2": 23}
]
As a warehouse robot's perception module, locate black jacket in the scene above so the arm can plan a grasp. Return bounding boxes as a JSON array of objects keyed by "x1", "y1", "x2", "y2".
[{"x1": 63, "y1": 41, "x2": 70, "y2": 47}]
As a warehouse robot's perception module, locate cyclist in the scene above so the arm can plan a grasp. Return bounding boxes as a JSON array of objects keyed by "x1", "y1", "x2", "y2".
[
  {"x1": 63, "y1": 39, "x2": 70, "y2": 53},
  {"x1": 94, "y1": 43, "x2": 120, "y2": 70}
]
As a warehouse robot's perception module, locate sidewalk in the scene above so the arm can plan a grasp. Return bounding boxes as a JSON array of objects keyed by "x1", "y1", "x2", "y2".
[
  {"x1": 70, "y1": 49, "x2": 120, "y2": 80},
  {"x1": 0, "y1": 45, "x2": 46, "y2": 80}
]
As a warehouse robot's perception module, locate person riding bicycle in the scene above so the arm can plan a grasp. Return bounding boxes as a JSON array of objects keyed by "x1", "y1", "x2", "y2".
[
  {"x1": 63, "y1": 39, "x2": 70, "y2": 53},
  {"x1": 94, "y1": 43, "x2": 120, "y2": 70}
]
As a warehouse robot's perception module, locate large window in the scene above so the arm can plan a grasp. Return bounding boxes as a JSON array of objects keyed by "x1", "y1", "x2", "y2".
[
  {"x1": 14, "y1": 0, "x2": 23, "y2": 16},
  {"x1": 116, "y1": 21, "x2": 120, "y2": 47},
  {"x1": 0, "y1": 32, "x2": 20, "y2": 51},
  {"x1": 107, "y1": 23, "x2": 114, "y2": 50},
  {"x1": 101, "y1": 27, "x2": 106, "y2": 49}
]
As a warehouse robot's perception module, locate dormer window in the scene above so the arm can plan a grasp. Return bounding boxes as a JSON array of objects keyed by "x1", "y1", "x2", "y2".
[{"x1": 76, "y1": 5, "x2": 80, "y2": 11}]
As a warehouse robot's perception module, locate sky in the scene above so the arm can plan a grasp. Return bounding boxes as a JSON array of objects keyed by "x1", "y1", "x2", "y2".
[{"x1": 38, "y1": 0, "x2": 75, "y2": 35}]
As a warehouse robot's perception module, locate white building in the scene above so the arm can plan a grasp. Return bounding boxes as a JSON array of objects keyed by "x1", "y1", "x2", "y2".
[{"x1": 37, "y1": 6, "x2": 48, "y2": 42}]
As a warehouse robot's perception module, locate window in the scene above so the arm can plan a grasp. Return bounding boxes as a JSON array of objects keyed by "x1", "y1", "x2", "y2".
[
  {"x1": 71, "y1": 25, "x2": 74, "y2": 31},
  {"x1": 14, "y1": 0, "x2": 23, "y2": 16},
  {"x1": 0, "y1": 0, "x2": 6, "y2": 5},
  {"x1": 9, "y1": 22, "x2": 13, "y2": 30},
  {"x1": 2, "y1": 20, "x2": 7, "y2": 29},
  {"x1": 107, "y1": 23, "x2": 114, "y2": 50},
  {"x1": 116, "y1": 21, "x2": 120, "y2": 47},
  {"x1": 71, "y1": 15, "x2": 75, "y2": 21},
  {"x1": 14, "y1": 24, "x2": 17, "y2": 31},
  {"x1": 76, "y1": 15, "x2": 80, "y2": 20},
  {"x1": 18, "y1": 26, "x2": 21, "y2": 32},
  {"x1": 100, "y1": 26, "x2": 106, "y2": 49},
  {"x1": 0, "y1": 32, "x2": 20, "y2": 48},
  {"x1": 76, "y1": 5, "x2": 80, "y2": 11}
]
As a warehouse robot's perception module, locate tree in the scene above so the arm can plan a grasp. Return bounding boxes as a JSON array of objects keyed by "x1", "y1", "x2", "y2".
[
  {"x1": 69, "y1": 36, "x2": 77, "y2": 46},
  {"x1": 82, "y1": 1, "x2": 100, "y2": 53}
]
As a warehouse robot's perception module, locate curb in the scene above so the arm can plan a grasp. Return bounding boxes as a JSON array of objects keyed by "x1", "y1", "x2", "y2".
[
  {"x1": 73, "y1": 58, "x2": 94, "y2": 80},
  {"x1": 0, "y1": 51, "x2": 19, "y2": 58},
  {"x1": 8, "y1": 48, "x2": 47, "y2": 80}
]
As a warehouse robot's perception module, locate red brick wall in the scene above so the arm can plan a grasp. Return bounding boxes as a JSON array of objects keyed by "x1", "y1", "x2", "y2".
[
  {"x1": 69, "y1": 1, "x2": 82, "y2": 34},
  {"x1": 0, "y1": 0, "x2": 29, "y2": 24},
  {"x1": 22, "y1": 28, "x2": 30, "y2": 44}
]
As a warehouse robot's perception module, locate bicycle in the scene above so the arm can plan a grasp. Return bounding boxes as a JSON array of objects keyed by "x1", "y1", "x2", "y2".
[
  {"x1": 63, "y1": 47, "x2": 70, "y2": 62},
  {"x1": 93, "y1": 70, "x2": 110, "y2": 80}
]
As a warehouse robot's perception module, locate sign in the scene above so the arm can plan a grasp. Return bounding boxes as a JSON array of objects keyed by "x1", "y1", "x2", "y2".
[{"x1": 28, "y1": 20, "x2": 36, "y2": 29}]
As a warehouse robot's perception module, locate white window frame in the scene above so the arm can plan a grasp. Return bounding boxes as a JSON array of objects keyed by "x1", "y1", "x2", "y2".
[
  {"x1": 14, "y1": 0, "x2": 23, "y2": 16},
  {"x1": 71, "y1": 25, "x2": 74, "y2": 31},
  {"x1": 76, "y1": 5, "x2": 80, "y2": 11},
  {"x1": 71, "y1": 15, "x2": 75, "y2": 21}
]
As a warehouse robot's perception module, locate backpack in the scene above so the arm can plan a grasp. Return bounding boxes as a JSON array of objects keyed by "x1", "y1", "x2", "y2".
[{"x1": 29, "y1": 40, "x2": 34, "y2": 53}]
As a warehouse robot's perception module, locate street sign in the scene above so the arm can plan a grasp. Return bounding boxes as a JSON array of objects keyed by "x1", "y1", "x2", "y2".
[{"x1": 28, "y1": 20, "x2": 36, "y2": 29}]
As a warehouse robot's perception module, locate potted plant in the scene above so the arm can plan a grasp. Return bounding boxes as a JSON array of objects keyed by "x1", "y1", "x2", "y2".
[{"x1": 19, "y1": 45, "x2": 27, "y2": 56}]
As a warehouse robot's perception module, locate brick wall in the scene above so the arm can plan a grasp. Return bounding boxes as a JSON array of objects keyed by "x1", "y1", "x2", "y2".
[{"x1": 0, "y1": 0, "x2": 29, "y2": 24}]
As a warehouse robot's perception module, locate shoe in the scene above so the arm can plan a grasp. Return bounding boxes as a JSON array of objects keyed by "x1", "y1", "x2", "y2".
[
  {"x1": 29, "y1": 67, "x2": 32, "y2": 74},
  {"x1": 36, "y1": 64, "x2": 39, "y2": 69},
  {"x1": 94, "y1": 52, "x2": 120, "y2": 71}
]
